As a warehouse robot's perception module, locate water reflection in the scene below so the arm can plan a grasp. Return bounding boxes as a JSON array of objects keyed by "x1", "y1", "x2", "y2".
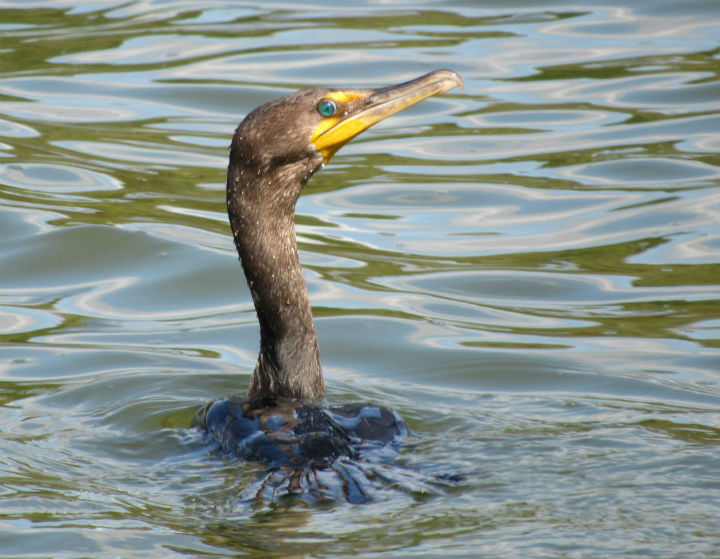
[
  {"x1": 1, "y1": 1, "x2": 719, "y2": 558},
  {"x1": 0, "y1": 162, "x2": 123, "y2": 192}
]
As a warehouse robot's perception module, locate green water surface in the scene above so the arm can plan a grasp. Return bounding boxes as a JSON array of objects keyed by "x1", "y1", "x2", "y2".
[{"x1": 1, "y1": 1, "x2": 719, "y2": 557}]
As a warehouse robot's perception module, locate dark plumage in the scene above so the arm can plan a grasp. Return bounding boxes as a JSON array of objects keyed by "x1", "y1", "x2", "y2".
[
  {"x1": 226, "y1": 91, "x2": 329, "y2": 402},
  {"x1": 194, "y1": 70, "x2": 463, "y2": 500}
]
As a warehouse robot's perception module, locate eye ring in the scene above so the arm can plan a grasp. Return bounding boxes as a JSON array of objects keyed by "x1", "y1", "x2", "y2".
[{"x1": 317, "y1": 99, "x2": 338, "y2": 117}]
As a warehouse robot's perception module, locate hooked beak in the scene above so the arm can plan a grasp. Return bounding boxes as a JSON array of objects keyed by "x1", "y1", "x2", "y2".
[{"x1": 311, "y1": 69, "x2": 463, "y2": 162}]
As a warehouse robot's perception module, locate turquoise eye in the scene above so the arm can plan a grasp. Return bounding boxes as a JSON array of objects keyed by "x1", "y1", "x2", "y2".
[{"x1": 317, "y1": 99, "x2": 338, "y2": 117}]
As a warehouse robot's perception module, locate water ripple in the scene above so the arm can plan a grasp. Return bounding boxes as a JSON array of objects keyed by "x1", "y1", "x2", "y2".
[{"x1": 0, "y1": 2, "x2": 719, "y2": 558}]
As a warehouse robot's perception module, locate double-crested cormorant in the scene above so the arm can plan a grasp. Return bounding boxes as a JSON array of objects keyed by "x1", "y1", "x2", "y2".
[{"x1": 194, "y1": 70, "x2": 463, "y2": 501}]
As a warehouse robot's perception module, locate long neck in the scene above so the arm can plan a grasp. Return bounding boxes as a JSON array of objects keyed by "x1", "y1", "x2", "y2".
[{"x1": 227, "y1": 159, "x2": 325, "y2": 403}]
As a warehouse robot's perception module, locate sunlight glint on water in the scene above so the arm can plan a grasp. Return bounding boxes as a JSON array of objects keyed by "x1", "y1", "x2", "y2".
[{"x1": 1, "y1": 1, "x2": 719, "y2": 557}]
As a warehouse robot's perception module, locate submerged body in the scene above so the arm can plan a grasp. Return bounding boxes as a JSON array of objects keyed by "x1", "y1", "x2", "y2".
[
  {"x1": 196, "y1": 70, "x2": 462, "y2": 499},
  {"x1": 195, "y1": 398, "x2": 407, "y2": 502},
  {"x1": 197, "y1": 398, "x2": 406, "y2": 464}
]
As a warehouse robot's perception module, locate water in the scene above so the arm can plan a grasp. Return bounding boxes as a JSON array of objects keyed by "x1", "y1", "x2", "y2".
[{"x1": 1, "y1": 1, "x2": 719, "y2": 557}]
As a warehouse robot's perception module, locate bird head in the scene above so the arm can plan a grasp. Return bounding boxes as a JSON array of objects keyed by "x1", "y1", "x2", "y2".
[{"x1": 229, "y1": 70, "x2": 463, "y2": 195}]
